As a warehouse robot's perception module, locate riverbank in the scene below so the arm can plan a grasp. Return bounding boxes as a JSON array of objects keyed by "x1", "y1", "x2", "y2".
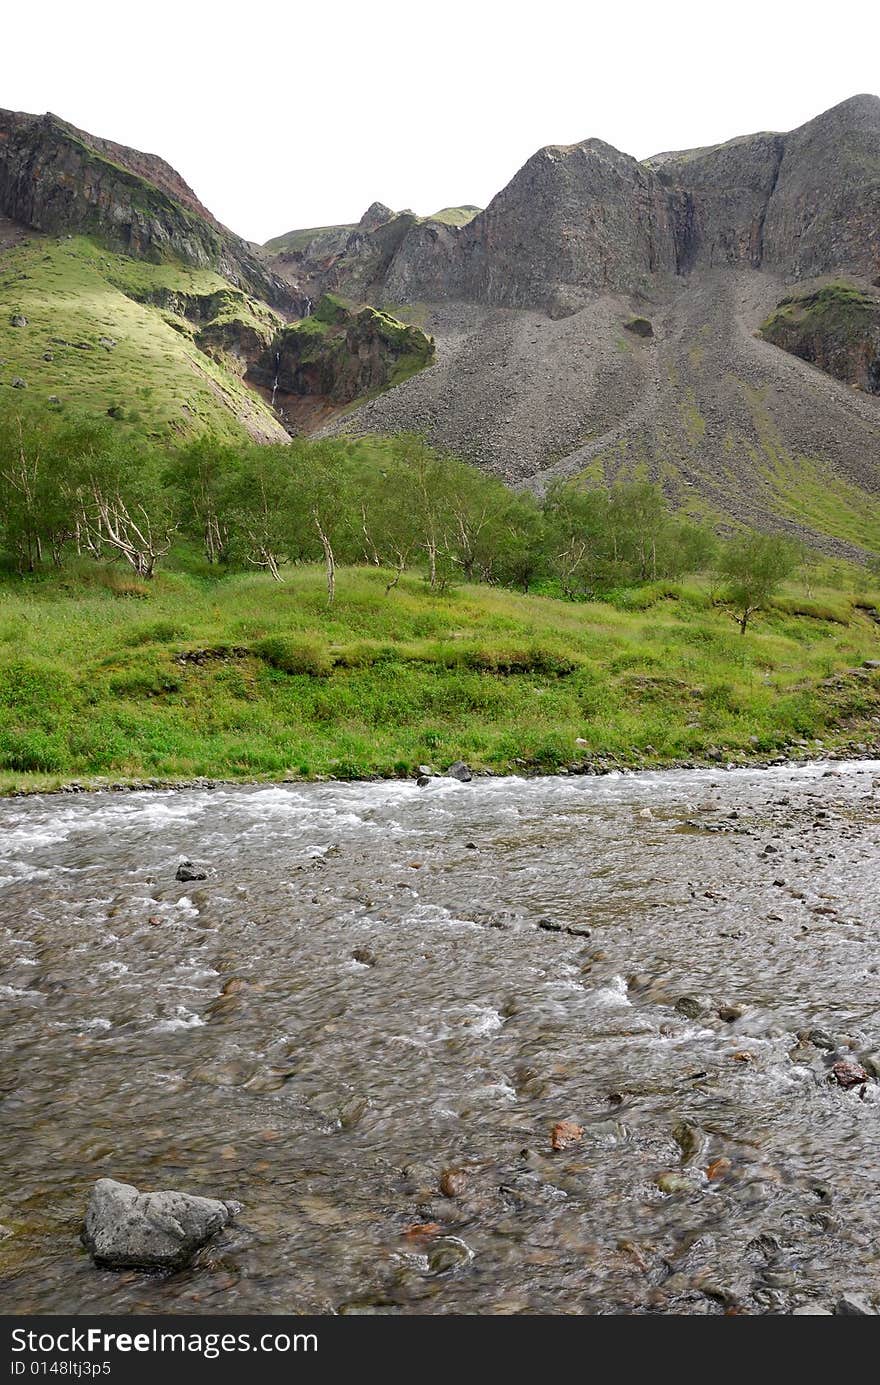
[{"x1": 2, "y1": 562, "x2": 880, "y2": 795}]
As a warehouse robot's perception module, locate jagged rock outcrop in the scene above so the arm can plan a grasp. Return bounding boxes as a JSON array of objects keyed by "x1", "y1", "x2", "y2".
[
  {"x1": 760, "y1": 281, "x2": 880, "y2": 393},
  {"x1": 387, "y1": 141, "x2": 677, "y2": 315},
  {"x1": 0, "y1": 110, "x2": 303, "y2": 312},
  {"x1": 649, "y1": 133, "x2": 785, "y2": 271},
  {"x1": 251, "y1": 293, "x2": 434, "y2": 407},
  {"x1": 761, "y1": 95, "x2": 880, "y2": 281}
]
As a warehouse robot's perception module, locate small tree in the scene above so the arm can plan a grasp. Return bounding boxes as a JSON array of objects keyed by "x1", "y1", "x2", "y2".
[
  {"x1": 168, "y1": 437, "x2": 236, "y2": 564},
  {"x1": 720, "y1": 531, "x2": 797, "y2": 634},
  {"x1": 287, "y1": 439, "x2": 355, "y2": 606},
  {"x1": 68, "y1": 428, "x2": 177, "y2": 579},
  {"x1": 221, "y1": 445, "x2": 295, "y2": 582},
  {"x1": 0, "y1": 404, "x2": 76, "y2": 571}
]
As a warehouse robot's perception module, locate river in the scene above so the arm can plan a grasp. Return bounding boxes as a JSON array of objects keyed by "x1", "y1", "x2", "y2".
[{"x1": 1, "y1": 763, "x2": 878, "y2": 1314}]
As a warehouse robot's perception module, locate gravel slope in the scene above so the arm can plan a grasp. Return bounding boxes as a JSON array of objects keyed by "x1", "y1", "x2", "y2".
[{"x1": 324, "y1": 270, "x2": 880, "y2": 557}]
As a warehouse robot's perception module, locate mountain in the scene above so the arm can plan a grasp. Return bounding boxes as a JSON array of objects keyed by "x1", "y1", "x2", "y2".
[
  {"x1": 283, "y1": 96, "x2": 880, "y2": 556},
  {"x1": 264, "y1": 202, "x2": 482, "y2": 307},
  {"x1": 0, "y1": 112, "x2": 434, "y2": 442},
  {"x1": 295, "y1": 96, "x2": 880, "y2": 315}
]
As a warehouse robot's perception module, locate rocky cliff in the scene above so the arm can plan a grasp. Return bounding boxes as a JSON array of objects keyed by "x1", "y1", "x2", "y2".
[
  {"x1": 0, "y1": 110, "x2": 302, "y2": 312},
  {"x1": 291, "y1": 95, "x2": 880, "y2": 318}
]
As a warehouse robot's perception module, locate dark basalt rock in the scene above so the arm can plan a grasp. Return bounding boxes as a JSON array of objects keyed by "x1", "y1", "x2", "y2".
[
  {"x1": 289, "y1": 95, "x2": 880, "y2": 320},
  {"x1": 444, "y1": 761, "x2": 473, "y2": 782},
  {"x1": 176, "y1": 860, "x2": 207, "y2": 882}
]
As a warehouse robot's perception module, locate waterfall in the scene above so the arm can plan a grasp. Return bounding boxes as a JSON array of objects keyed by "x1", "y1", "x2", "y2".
[
  {"x1": 270, "y1": 350, "x2": 280, "y2": 409},
  {"x1": 304, "y1": 297, "x2": 312, "y2": 318}
]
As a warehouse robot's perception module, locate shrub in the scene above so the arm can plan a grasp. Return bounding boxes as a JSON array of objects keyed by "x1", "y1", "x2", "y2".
[
  {"x1": 125, "y1": 620, "x2": 184, "y2": 646},
  {"x1": 0, "y1": 728, "x2": 66, "y2": 773},
  {"x1": 252, "y1": 635, "x2": 333, "y2": 677}
]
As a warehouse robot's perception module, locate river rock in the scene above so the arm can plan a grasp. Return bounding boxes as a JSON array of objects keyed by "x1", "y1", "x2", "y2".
[
  {"x1": 445, "y1": 761, "x2": 473, "y2": 782},
  {"x1": 672, "y1": 1119, "x2": 708, "y2": 1165},
  {"x1": 176, "y1": 859, "x2": 207, "y2": 882},
  {"x1": 439, "y1": 1167, "x2": 468, "y2": 1197},
  {"x1": 831, "y1": 1059, "x2": 869, "y2": 1089},
  {"x1": 10, "y1": 314, "x2": 27, "y2": 327},
  {"x1": 858, "y1": 1051, "x2": 880, "y2": 1079},
  {"x1": 675, "y1": 994, "x2": 711, "y2": 1020},
  {"x1": 654, "y1": 1170, "x2": 692, "y2": 1194},
  {"x1": 82, "y1": 1178, "x2": 240, "y2": 1270},
  {"x1": 835, "y1": 1293, "x2": 876, "y2": 1315},
  {"x1": 717, "y1": 1003, "x2": 745, "y2": 1022},
  {"x1": 550, "y1": 1119, "x2": 584, "y2": 1151}
]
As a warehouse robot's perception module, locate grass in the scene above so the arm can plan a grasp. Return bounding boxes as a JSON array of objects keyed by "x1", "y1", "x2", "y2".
[
  {"x1": 741, "y1": 384, "x2": 880, "y2": 551},
  {"x1": 1, "y1": 561, "x2": 879, "y2": 794},
  {"x1": 426, "y1": 206, "x2": 481, "y2": 227},
  {"x1": 761, "y1": 281, "x2": 878, "y2": 337},
  {"x1": 263, "y1": 223, "x2": 358, "y2": 255},
  {"x1": 0, "y1": 236, "x2": 286, "y2": 442}
]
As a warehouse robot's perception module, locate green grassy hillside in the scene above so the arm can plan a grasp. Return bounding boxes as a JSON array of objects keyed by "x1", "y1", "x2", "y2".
[
  {"x1": 263, "y1": 223, "x2": 358, "y2": 255},
  {"x1": 264, "y1": 206, "x2": 481, "y2": 256},
  {"x1": 0, "y1": 236, "x2": 288, "y2": 442},
  {"x1": 2, "y1": 562, "x2": 879, "y2": 794},
  {"x1": 426, "y1": 206, "x2": 481, "y2": 226}
]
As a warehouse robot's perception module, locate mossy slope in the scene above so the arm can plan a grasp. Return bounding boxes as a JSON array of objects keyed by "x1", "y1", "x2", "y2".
[{"x1": 0, "y1": 236, "x2": 288, "y2": 441}]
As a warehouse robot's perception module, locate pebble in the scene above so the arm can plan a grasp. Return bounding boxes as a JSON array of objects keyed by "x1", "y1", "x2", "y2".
[
  {"x1": 176, "y1": 860, "x2": 207, "y2": 882},
  {"x1": 550, "y1": 1120, "x2": 584, "y2": 1151},
  {"x1": 831, "y1": 1060, "x2": 869, "y2": 1089},
  {"x1": 654, "y1": 1171, "x2": 692, "y2": 1194},
  {"x1": 439, "y1": 1168, "x2": 468, "y2": 1198}
]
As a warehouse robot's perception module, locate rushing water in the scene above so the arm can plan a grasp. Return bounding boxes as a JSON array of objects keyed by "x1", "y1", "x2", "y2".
[{"x1": 1, "y1": 764, "x2": 878, "y2": 1315}]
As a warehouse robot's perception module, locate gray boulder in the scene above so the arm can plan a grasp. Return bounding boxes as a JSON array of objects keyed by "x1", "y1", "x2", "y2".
[
  {"x1": 835, "y1": 1293, "x2": 876, "y2": 1315},
  {"x1": 176, "y1": 859, "x2": 207, "y2": 882},
  {"x1": 445, "y1": 761, "x2": 473, "y2": 783},
  {"x1": 82, "y1": 1177, "x2": 240, "y2": 1271}
]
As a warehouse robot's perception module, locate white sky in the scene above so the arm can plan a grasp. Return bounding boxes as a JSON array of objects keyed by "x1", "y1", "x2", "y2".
[{"x1": 6, "y1": 1, "x2": 880, "y2": 245}]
